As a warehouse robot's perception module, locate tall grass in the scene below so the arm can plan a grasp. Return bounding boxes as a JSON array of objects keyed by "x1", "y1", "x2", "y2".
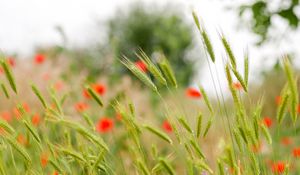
[{"x1": 0, "y1": 11, "x2": 299, "y2": 175}]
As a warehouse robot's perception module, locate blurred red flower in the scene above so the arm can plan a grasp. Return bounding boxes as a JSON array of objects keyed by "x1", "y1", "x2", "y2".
[
  {"x1": 115, "y1": 112, "x2": 122, "y2": 121},
  {"x1": 40, "y1": 153, "x2": 48, "y2": 168},
  {"x1": 96, "y1": 117, "x2": 114, "y2": 133},
  {"x1": 22, "y1": 103, "x2": 30, "y2": 113},
  {"x1": 13, "y1": 108, "x2": 21, "y2": 119},
  {"x1": 297, "y1": 104, "x2": 300, "y2": 114},
  {"x1": 1, "y1": 111, "x2": 12, "y2": 122},
  {"x1": 7, "y1": 57, "x2": 15, "y2": 67},
  {"x1": 281, "y1": 137, "x2": 292, "y2": 146},
  {"x1": 186, "y1": 87, "x2": 202, "y2": 98},
  {"x1": 83, "y1": 83, "x2": 106, "y2": 98},
  {"x1": 82, "y1": 89, "x2": 91, "y2": 98},
  {"x1": 42, "y1": 72, "x2": 51, "y2": 81},
  {"x1": 92, "y1": 83, "x2": 106, "y2": 95},
  {"x1": 54, "y1": 81, "x2": 64, "y2": 91},
  {"x1": 276, "y1": 96, "x2": 282, "y2": 106},
  {"x1": 17, "y1": 134, "x2": 27, "y2": 145},
  {"x1": 13, "y1": 103, "x2": 30, "y2": 119},
  {"x1": 32, "y1": 113, "x2": 41, "y2": 126},
  {"x1": 74, "y1": 102, "x2": 89, "y2": 112},
  {"x1": 162, "y1": 120, "x2": 172, "y2": 133},
  {"x1": 35, "y1": 54, "x2": 46, "y2": 64},
  {"x1": 135, "y1": 60, "x2": 147, "y2": 72},
  {"x1": 271, "y1": 161, "x2": 285, "y2": 174},
  {"x1": 232, "y1": 82, "x2": 242, "y2": 90},
  {"x1": 293, "y1": 147, "x2": 300, "y2": 158},
  {"x1": 263, "y1": 117, "x2": 272, "y2": 128}
]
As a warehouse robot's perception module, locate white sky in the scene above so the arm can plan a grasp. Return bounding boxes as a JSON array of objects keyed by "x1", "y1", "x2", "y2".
[{"x1": 0, "y1": 0, "x2": 299, "y2": 93}]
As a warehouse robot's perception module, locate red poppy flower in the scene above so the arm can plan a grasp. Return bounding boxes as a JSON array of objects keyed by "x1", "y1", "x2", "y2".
[
  {"x1": 42, "y1": 72, "x2": 51, "y2": 81},
  {"x1": 83, "y1": 83, "x2": 106, "y2": 98},
  {"x1": 293, "y1": 147, "x2": 300, "y2": 158},
  {"x1": 34, "y1": 54, "x2": 46, "y2": 64},
  {"x1": 40, "y1": 153, "x2": 48, "y2": 168},
  {"x1": 271, "y1": 161, "x2": 285, "y2": 174},
  {"x1": 74, "y1": 102, "x2": 89, "y2": 112},
  {"x1": 135, "y1": 60, "x2": 147, "y2": 72},
  {"x1": 162, "y1": 120, "x2": 172, "y2": 133},
  {"x1": 54, "y1": 81, "x2": 64, "y2": 91},
  {"x1": 92, "y1": 83, "x2": 106, "y2": 95},
  {"x1": 232, "y1": 82, "x2": 242, "y2": 90},
  {"x1": 82, "y1": 89, "x2": 91, "y2": 98},
  {"x1": 297, "y1": 104, "x2": 300, "y2": 114},
  {"x1": 7, "y1": 57, "x2": 15, "y2": 67},
  {"x1": 13, "y1": 103, "x2": 30, "y2": 119},
  {"x1": 186, "y1": 87, "x2": 202, "y2": 98},
  {"x1": 32, "y1": 113, "x2": 41, "y2": 126},
  {"x1": 17, "y1": 134, "x2": 27, "y2": 145},
  {"x1": 1, "y1": 111, "x2": 12, "y2": 122},
  {"x1": 22, "y1": 103, "x2": 30, "y2": 113},
  {"x1": 281, "y1": 137, "x2": 292, "y2": 146},
  {"x1": 115, "y1": 112, "x2": 122, "y2": 121},
  {"x1": 276, "y1": 96, "x2": 282, "y2": 106},
  {"x1": 52, "y1": 171, "x2": 59, "y2": 175},
  {"x1": 96, "y1": 117, "x2": 114, "y2": 133},
  {"x1": 263, "y1": 117, "x2": 272, "y2": 128},
  {"x1": 13, "y1": 108, "x2": 21, "y2": 119}
]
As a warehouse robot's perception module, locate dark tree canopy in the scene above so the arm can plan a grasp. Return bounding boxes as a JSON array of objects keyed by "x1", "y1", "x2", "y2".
[{"x1": 108, "y1": 4, "x2": 194, "y2": 86}]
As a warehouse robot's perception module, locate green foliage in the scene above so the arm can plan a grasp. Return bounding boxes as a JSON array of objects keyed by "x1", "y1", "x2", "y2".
[
  {"x1": 239, "y1": 0, "x2": 300, "y2": 44},
  {"x1": 108, "y1": 4, "x2": 194, "y2": 85}
]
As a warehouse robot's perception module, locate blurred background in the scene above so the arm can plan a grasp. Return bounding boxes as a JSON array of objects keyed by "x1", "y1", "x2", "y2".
[{"x1": 0, "y1": 0, "x2": 299, "y2": 120}]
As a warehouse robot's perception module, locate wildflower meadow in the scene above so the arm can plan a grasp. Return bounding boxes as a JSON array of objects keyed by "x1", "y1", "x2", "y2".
[{"x1": 0, "y1": 9, "x2": 300, "y2": 175}]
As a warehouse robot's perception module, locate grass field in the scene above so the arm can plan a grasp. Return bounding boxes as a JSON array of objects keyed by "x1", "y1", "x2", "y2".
[{"x1": 0, "y1": 11, "x2": 299, "y2": 175}]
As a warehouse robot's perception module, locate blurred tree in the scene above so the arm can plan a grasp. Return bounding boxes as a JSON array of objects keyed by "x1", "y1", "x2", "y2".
[
  {"x1": 238, "y1": 0, "x2": 300, "y2": 44},
  {"x1": 108, "y1": 4, "x2": 195, "y2": 86}
]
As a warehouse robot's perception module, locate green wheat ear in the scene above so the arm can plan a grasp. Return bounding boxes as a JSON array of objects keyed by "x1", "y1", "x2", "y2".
[
  {"x1": 158, "y1": 56, "x2": 177, "y2": 88},
  {"x1": 0, "y1": 56, "x2": 17, "y2": 93},
  {"x1": 137, "y1": 159, "x2": 151, "y2": 175},
  {"x1": 283, "y1": 55, "x2": 298, "y2": 123},
  {"x1": 261, "y1": 123, "x2": 272, "y2": 144},
  {"x1": 217, "y1": 159, "x2": 225, "y2": 175},
  {"x1": 136, "y1": 49, "x2": 167, "y2": 86},
  {"x1": 0, "y1": 82, "x2": 9, "y2": 99},
  {"x1": 5, "y1": 135, "x2": 32, "y2": 165},
  {"x1": 196, "y1": 112, "x2": 203, "y2": 138},
  {"x1": 121, "y1": 56, "x2": 158, "y2": 91},
  {"x1": 231, "y1": 68, "x2": 248, "y2": 92},
  {"x1": 23, "y1": 120, "x2": 42, "y2": 148},
  {"x1": 0, "y1": 119, "x2": 15, "y2": 134},
  {"x1": 244, "y1": 51, "x2": 249, "y2": 86},
  {"x1": 221, "y1": 34, "x2": 237, "y2": 69},
  {"x1": 192, "y1": 11, "x2": 215, "y2": 63},
  {"x1": 194, "y1": 159, "x2": 213, "y2": 174},
  {"x1": 199, "y1": 86, "x2": 213, "y2": 113},
  {"x1": 178, "y1": 117, "x2": 193, "y2": 134},
  {"x1": 86, "y1": 85, "x2": 104, "y2": 107},
  {"x1": 277, "y1": 90, "x2": 289, "y2": 124},
  {"x1": 159, "y1": 157, "x2": 175, "y2": 175},
  {"x1": 31, "y1": 84, "x2": 47, "y2": 108},
  {"x1": 143, "y1": 125, "x2": 173, "y2": 144}
]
